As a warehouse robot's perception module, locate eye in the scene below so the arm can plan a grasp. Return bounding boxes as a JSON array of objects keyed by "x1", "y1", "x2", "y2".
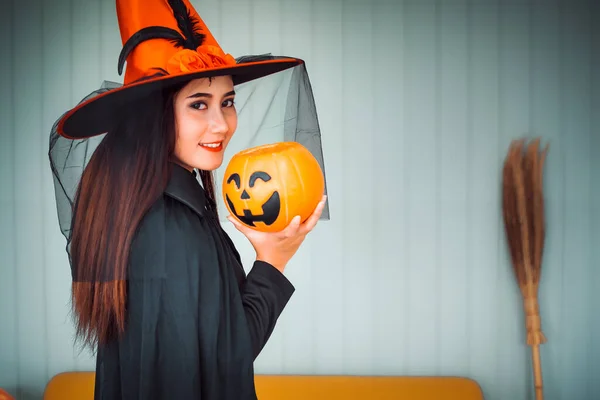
[
  {"x1": 249, "y1": 171, "x2": 271, "y2": 188},
  {"x1": 222, "y1": 98, "x2": 235, "y2": 108},
  {"x1": 190, "y1": 101, "x2": 207, "y2": 110},
  {"x1": 227, "y1": 173, "x2": 241, "y2": 189}
]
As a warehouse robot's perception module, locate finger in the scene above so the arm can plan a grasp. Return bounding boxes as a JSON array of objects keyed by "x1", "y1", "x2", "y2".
[
  {"x1": 226, "y1": 215, "x2": 240, "y2": 229},
  {"x1": 227, "y1": 215, "x2": 250, "y2": 233},
  {"x1": 281, "y1": 215, "x2": 301, "y2": 237},
  {"x1": 300, "y1": 196, "x2": 326, "y2": 234}
]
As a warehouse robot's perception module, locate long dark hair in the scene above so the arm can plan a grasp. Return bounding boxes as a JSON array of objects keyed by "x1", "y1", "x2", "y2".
[{"x1": 69, "y1": 82, "x2": 217, "y2": 349}]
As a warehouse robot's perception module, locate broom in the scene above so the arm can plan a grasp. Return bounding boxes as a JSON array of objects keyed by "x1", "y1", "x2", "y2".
[{"x1": 502, "y1": 138, "x2": 548, "y2": 400}]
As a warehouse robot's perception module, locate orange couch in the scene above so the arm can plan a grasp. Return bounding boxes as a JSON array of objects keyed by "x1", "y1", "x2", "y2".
[{"x1": 44, "y1": 371, "x2": 483, "y2": 399}]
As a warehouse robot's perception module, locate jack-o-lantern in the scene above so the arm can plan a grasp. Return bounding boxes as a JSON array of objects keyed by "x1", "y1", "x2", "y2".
[{"x1": 222, "y1": 142, "x2": 325, "y2": 232}]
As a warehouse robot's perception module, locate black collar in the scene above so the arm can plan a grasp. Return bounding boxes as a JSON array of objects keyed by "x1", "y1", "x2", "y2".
[{"x1": 164, "y1": 163, "x2": 206, "y2": 217}]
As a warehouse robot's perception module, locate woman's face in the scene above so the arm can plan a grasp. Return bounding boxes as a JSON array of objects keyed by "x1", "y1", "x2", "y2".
[{"x1": 173, "y1": 75, "x2": 237, "y2": 172}]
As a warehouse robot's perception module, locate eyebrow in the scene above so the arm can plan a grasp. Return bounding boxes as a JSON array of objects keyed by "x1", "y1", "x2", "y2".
[{"x1": 186, "y1": 90, "x2": 236, "y2": 99}]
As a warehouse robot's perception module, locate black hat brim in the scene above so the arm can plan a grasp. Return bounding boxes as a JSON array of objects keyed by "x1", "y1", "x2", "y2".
[{"x1": 58, "y1": 57, "x2": 302, "y2": 139}]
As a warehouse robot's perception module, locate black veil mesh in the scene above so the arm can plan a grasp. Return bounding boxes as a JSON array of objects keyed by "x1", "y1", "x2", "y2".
[{"x1": 48, "y1": 55, "x2": 329, "y2": 260}]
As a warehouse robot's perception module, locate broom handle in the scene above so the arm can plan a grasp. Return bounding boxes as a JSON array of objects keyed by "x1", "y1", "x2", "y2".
[{"x1": 531, "y1": 344, "x2": 544, "y2": 400}]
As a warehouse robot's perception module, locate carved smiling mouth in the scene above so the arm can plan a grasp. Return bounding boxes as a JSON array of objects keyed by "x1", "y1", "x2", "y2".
[{"x1": 225, "y1": 191, "x2": 281, "y2": 226}]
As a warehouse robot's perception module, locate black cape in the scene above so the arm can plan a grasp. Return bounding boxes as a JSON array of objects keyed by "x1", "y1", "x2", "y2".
[{"x1": 93, "y1": 163, "x2": 295, "y2": 400}]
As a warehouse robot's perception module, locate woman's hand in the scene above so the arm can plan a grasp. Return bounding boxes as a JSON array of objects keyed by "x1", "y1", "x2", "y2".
[{"x1": 227, "y1": 195, "x2": 327, "y2": 272}]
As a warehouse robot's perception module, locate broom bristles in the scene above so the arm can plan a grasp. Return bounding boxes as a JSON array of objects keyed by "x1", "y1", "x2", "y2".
[
  {"x1": 502, "y1": 137, "x2": 548, "y2": 346},
  {"x1": 502, "y1": 140, "x2": 527, "y2": 283},
  {"x1": 523, "y1": 139, "x2": 546, "y2": 283},
  {"x1": 502, "y1": 138, "x2": 547, "y2": 285}
]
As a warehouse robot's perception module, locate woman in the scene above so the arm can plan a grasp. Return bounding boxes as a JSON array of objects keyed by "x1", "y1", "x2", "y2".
[{"x1": 48, "y1": 0, "x2": 328, "y2": 398}]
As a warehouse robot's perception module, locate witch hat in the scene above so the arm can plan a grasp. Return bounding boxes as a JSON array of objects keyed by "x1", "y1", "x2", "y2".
[{"x1": 56, "y1": 0, "x2": 303, "y2": 140}]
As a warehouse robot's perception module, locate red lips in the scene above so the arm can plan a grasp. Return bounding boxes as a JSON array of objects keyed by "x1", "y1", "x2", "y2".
[{"x1": 199, "y1": 142, "x2": 223, "y2": 152}]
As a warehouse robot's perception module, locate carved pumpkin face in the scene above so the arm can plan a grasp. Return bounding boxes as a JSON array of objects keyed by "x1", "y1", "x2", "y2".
[{"x1": 222, "y1": 142, "x2": 325, "y2": 232}]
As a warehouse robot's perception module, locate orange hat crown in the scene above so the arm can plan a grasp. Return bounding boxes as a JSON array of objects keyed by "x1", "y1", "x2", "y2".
[
  {"x1": 54, "y1": 0, "x2": 302, "y2": 139},
  {"x1": 116, "y1": 0, "x2": 236, "y2": 84}
]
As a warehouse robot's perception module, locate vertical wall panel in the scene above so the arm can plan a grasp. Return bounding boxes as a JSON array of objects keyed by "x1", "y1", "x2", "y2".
[
  {"x1": 13, "y1": 0, "x2": 48, "y2": 399},
  {"x1": 467, "y1": 3, "x2": 502, "y2": 398},
  {"x1": 1, "y1": 1, "x2": 598, "y2": 399},
  {"x1": 219, "y1": 0, "x2": 252, "y2": 57},
  {"x1": 340, "y1": 0, "x2": 375, "y2": 376},
  {"x1": 309, "y1": 0, "x2": 345, "y2": 375},
  {"x1": 0, "y1": 0, "x2": 18, "y2": 395},
  {"x1": 437, "y1": 0, "x2": 470, "y2": 377},
  {"x1": 371, "y1": 0, "x2": 407, "y2": 375},
  {"x1": 250, "y1": 0, "x2": 282, "y2": 55},
  {"x1": 72, "y1": 0, "x2": 102, "y2": 100},
  {"x1": 591, "y1": 3, "x2": 600, "y2": 397},
  {"x1": 403, "y1": 0, "x2": 439, "y2": 375},
  {"x1": 561, "y1": 2, "x2": 594, "y2": 399},
  {"x1": 99, "y1": 0, "x2": 120, "y2": 82}
]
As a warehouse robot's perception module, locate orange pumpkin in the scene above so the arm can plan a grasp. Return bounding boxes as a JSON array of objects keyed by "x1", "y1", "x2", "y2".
[
  {"x1": 222, "y1": 142, "x2": 325, "y2": 232},
  {"x1": 0, "y1": 388, "x2": 15, "y2": 400}
]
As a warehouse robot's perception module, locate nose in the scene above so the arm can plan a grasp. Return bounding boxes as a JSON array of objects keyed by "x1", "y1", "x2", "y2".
[{"x1": 207, "y1": 106, "x2": 228, "y2": 135}]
